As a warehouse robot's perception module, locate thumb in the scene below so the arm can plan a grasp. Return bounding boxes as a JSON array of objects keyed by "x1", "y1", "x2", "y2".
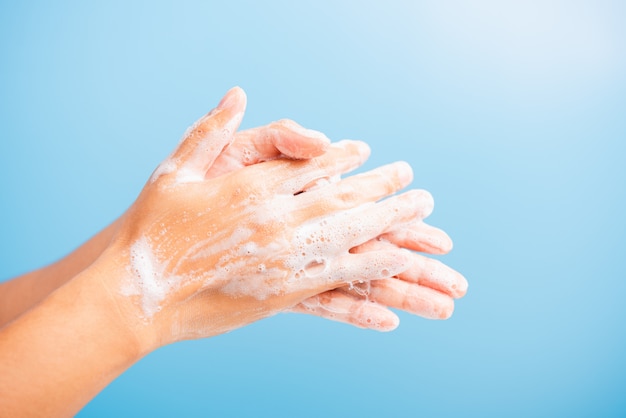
[{"x1": 160, "y1": 87, "x2": 247, "y2": 183}]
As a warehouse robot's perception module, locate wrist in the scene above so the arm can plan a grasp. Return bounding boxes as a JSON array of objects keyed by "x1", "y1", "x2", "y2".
[
  {"x1": 0, "y1": 254, "x2": 151, "y2": 416},
  {"x1": 80, "y1": 248, "x2": 162, "y2": 358}
]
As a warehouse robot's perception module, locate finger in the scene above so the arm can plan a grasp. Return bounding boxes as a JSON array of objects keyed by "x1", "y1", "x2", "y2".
[
  {"x1": 242, "y1": 139, "x2": 371, "y2": 195},
  {"x1": 206, "y1": 119, "x2": 331, "y2": 178},
  {"x1": 297, "y1": 160, "x2": 413, "y2": 211},
  {"x1": 380, "y1": 221, "x2": 454, "y2": 255},
  {"x1": 353, "y1": 238, "x2": 468, "y2": 298},
  {"x1": 365, "y1": 278, "x2": 455, "y2": 320},
  {"x1": 287, "y1": 291, "x2": 400, "y2": 331},
  {"x1": 259, "y1": 119, "x2": 331, "y2": 159},
  {"x1": 296, "y1": 189, "x2": 433, "y2": 252},
  {"x1": 158, "y1": 87, "x2": 247, "y2": 183},
  {"x1": 399, "y1": 254, "x2": 468, "y2": 298},
  {"x1": 280, "y1": 139, "x2": 371, "y2": 194},
  {"x1": 293, "y1": 249, "x2": 412, "y2": 291}
]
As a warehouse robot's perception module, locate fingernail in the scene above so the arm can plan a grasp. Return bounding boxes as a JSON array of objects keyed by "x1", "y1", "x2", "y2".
[{"x1": 218, "y1": 86, "x2": 246, "y2": 110}]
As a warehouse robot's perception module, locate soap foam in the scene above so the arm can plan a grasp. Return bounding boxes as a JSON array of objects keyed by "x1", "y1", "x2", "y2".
[
  {"x1": 122, "y1": 235, "x2": 183, "y2": 320},
  {"x1": 149, "y1": 158, "x2": 178, "y2": 183},
  {"x1": 177, "y1": 110, "x2": 243, "y2": 183},
  {"x1": 121, "y1": 178, "x2": 415, "y2": 317},
  {"x1": 187, "y1": 227, "x2": 254, "y2": 263},
  {"x1": 149, "y1": 106, "x2": 244, "y2": 185},
  {"x1": 218, "y1": 197, "x2": 412, "y2": 300}
]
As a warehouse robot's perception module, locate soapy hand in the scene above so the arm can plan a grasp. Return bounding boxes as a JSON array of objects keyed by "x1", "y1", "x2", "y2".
[
  {"x1": 101, "y1": 87, "x2": 431, "y2": 349},
  {"x1": 0, "y1": 85, "x2": 466, "y2": 336}
]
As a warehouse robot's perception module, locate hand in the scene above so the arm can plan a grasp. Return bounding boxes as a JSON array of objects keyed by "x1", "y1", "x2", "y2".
[
  {"x1": 0, "y1": 88, "x2": 335, "y2": 327},
  {"x1": 99, "y1": 87, "x2": 426, "y2": 350}
]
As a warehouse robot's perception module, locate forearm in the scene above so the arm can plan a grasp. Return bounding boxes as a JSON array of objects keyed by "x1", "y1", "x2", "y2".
[
  {"x1": 0, "y1": 253, "x2": 145, "y2": 417},
  {"x1": 0, "y1": 218, "x2": 120, "y2": 326}
]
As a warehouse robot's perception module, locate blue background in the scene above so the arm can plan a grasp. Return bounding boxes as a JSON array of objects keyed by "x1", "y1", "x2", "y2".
[{"x1": 1, "y1": 1, "x2": 625, "y2": 417}]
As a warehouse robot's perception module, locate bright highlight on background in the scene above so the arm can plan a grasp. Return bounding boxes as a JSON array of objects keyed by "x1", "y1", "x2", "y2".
[
  {"x1": 424, "y1": 1, "x2": 620, "y2": 83},
  {"x1": 1, "y1": 1, "x2": 624, "y2": 417}
]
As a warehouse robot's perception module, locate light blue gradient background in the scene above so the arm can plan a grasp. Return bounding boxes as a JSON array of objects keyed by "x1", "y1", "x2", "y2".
[{"x1": 1, "y1": 1, "x2": 625, "y2": 417}]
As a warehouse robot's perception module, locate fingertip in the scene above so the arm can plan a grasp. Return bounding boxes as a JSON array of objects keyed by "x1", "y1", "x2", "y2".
[
  {"x1": 170, "y1": 88, "x2": 246, "y2": 181},
  {"x1": 334, "y1": 139, "x2": 371, "y2": 165},
  {"x1": 438, "y1": 299, "x2": 455, "y2": 320},
  {"x1": 272, "y1": 119, "x2": 331, "y2": 159},
  {"x1": 453, "y1": 273, "x2": 469, "y2": 299},
  {"x1": 358, "y1": 303, "x2": 400, "y2": 332},
  {"x1": 425, "y1": 227, "x2": 454, "y2": 254},
  {"x1": 441, "y1": 233, "x2": 454, "y2": 253},
  {"x1": 381, "y1": 310, "x2": 400, "y2": 331},
  {"x1": 218, "y1": 86, "x2": 247, "y2": 111},
  {"x1": 406, "y1": 189, "x2": 435, "y2": 219},
  {"x1": 395, "y1": 161, "x2": 414, "y2": 187},
  {"x1": 277, "y1": 119, "x2": 330, "y2": 145}
]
